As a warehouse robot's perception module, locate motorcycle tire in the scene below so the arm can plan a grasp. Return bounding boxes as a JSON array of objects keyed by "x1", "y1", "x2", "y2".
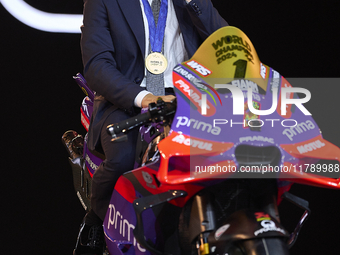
[
  {"x1": 230, "y1": 237, "x2": 289, "y2": 255},
  {"x1": 187, "y1": 236, "x2": 289, "y2": 255}
]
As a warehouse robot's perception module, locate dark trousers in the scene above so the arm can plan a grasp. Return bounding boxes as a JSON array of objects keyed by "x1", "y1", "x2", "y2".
[{"x1": 90, "y1": 109, "x2": 139, "y2": 220}]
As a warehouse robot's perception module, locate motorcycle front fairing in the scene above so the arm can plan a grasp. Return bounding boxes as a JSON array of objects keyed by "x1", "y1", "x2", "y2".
[
  {"x1": 102, "y1": 26, "x2": 340, "y2": 255},
  {"x1": 158, "y1": 26, "x2": 340, "y2": 187}
]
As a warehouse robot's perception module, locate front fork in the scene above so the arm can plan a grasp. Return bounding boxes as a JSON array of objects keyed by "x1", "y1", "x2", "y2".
[
  {"x1": 186, "y1": 180, "x2": 283, "y2": 255},
  {"x1": 196, "y1": 233, "x2": 211, "y2": 255},
  {"x1": 188, "y1": 193, "x2": 216, "y2": 255},
  {"x1": 191, "y1": 191, "x2": 310, "y2": 255}
]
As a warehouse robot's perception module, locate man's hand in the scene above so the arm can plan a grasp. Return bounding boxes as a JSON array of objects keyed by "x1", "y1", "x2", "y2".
[{"x1": 141, "y1": 94, "x2": 176, "y2": 108}]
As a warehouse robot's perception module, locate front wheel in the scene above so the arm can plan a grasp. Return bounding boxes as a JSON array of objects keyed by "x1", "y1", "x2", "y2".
[
  {"x1": 230, "y1": 237, "x2": 289, "y2": 255},
  {"x1": 189, "y1": 237, "x2": 289, "y2": 255}
]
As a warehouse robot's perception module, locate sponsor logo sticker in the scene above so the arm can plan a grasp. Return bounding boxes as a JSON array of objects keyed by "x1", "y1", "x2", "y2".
[
  {"x1": 215, "y1": 224, "x2": 230, "y2": 240},
  {"x1": 254, "y1": 220, "x2": 286, "y2": 236},
  {"x1": 172, "y1": 134, "x2": 213, "y2": 151},
  {"x1": 282, "y1": 120, "x2": 315, "y2": 141},
  {"x1": 186, "y1": 60, "x2": 212, "y2": 76},
  {"x1": 297, "y1": 140, "x2": 325, "y2": 154}
]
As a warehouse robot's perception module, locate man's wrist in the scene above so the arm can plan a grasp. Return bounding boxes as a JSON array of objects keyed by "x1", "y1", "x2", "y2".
[{"x1": 134, "y1": 90, "x2": 153, "y2": 108}]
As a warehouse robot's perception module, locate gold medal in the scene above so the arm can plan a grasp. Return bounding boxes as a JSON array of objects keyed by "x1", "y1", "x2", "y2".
[{"x1": 145, "y1": 52, "x2": 168, "y2": 75}]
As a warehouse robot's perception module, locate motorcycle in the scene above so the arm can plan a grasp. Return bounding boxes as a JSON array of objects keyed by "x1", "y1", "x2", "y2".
[{"x1": 62, "y1": 26, "x2": 340, "y2": 255}]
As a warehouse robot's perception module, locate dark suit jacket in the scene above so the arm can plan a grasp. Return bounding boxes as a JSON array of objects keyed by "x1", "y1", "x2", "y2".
[{"x1": 81, "y1": 0, "x2": 228, "y2": 152}]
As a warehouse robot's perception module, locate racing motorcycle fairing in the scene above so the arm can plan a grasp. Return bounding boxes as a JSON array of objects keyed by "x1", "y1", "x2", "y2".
[
  {"x1": 66, "y1": 26, "x2": 340, "y2": 255},
  {"x1": 102, "y1": 26, "x2": 340, "y2": 255},
  {"x1": 103, "y1": 167, "x2": 206, "y2": 255},
  {"x1": 156, "y1": 26, "x2": 340, "y2": 186},
  {"x1": 73, "y1": 73, "x2": 94, "y2": 132},
  {"x1": 103, "y1": 166, "x2": 290, "y2": 255},
  {"x1": 73, "y1": 73, "x2": 95, "y2": 102}
]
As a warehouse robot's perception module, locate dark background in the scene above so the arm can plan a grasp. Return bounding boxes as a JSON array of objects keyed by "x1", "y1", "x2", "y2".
[{"x1": 2, "y1": 0, "x2": 340, "y2": 254}]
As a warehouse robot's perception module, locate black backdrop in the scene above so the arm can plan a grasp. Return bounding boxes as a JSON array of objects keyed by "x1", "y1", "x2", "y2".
[{"x1": 2, "y1": 0, "x2": 340, "y2": 254}]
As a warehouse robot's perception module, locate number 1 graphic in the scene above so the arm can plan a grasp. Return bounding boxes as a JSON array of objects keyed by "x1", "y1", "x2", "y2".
[{"x1": 233, "y1": 59, "x2": 247, "y2": 78}]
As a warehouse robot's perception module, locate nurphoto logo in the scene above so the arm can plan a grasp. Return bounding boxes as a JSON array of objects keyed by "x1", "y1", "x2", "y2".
[{"x1": 201, "y1": 84, "x2": 311, "y2": 116}]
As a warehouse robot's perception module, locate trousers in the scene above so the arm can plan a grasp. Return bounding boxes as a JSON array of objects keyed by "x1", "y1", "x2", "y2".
[
  {"x1": 90, "y1": 108, "x2": 139, "y2": 220},
  {"x1": 90, "y1": 88, "x2": 174, "y2": 220}
]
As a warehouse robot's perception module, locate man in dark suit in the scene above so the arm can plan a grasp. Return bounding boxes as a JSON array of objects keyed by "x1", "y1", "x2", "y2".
[{"x1": 74, "y1": 0, "x2": 227, "y2": 253}]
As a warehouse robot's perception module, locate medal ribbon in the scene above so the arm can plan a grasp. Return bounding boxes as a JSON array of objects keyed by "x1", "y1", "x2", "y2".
[{"x1": 141, "y1": 0, "x2": 168, "y2": 53}]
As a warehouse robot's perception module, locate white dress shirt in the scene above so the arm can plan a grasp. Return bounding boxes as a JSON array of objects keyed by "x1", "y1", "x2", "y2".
[{"x1": 134, "y1": 0, "x2": 189, "y2": 107}]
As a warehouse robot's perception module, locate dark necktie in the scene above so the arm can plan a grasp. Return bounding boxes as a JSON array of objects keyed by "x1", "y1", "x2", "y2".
[{"x1": 146, "y1": 0, "x2": 165, "y2": 96}]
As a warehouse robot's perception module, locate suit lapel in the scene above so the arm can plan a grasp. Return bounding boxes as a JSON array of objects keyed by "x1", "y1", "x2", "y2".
[
  {"x1": 117, "y1": 0, "x2": 146, "y2": 57},
  {"x1": 172, "y1": 0, "x2": 199, "y2": 57}
]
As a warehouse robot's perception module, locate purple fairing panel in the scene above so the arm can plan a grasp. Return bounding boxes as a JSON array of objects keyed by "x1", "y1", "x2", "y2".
[
  {"x1": 103, "y1": 190, "x2": 157, "y2": 255},
  {"x1": 139, "y1": 108, "x2": 166, "y2": 144},
  {"x1": 139, "y1": 122, "x2": 166, "y2": 145},
  {"x1": 73, "y1": 73, "x2": 95, "y2": 101}
]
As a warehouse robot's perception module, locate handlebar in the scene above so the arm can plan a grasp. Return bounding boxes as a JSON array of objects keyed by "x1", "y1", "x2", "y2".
[{"x1": 107, "y1": 99, "x2": 176, "y2": 142}]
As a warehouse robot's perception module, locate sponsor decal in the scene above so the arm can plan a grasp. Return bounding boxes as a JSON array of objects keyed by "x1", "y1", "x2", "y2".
[
  {"x1": 239, "y1": 136, "x2": 274, "y2": 144},
  {"x1": 195, "y1": 84, "x2": 222, "y2": 112},
  {"x1": 260, "y1": 63, "x2": 267, "y2": 79},
  {"x1": 186, "y1": 60, "x2": 212, "y2": 76},
  {"x1": 107, "y1": 204, "x2": 146, "y2": 252},
  {"x1": 282, "y1": 120, "x2": 315, "y2": 141},
  {"x1": 241, "y1": 91, "x2": 262, "y2": 101},
  {"x1": 173, "y1": 65, "x2": 222, "y2": 115},
  {"x1": 173, "y1": 73, "x2": 216, "y2": 116},
  {"x1": 173, "y1": 65, "x2": 204, "y2": 86},
  {"x1": 255, "y1": 212, "x2": 271, "y2": 221},
  {"x1": 174, "y1": 79, "x2": 207, "y2": 107},
  {"x1": 254, "y1": 220, "x2": 286, "y2": 236},
  {"x1": 215, "y1": 224, "x2": 230, "y2": 240},
  {"x1": 85, "y1": 154, "x2": 99, "y2": 171},
  {"x1": 175, "y1": 116, "x2": 221, "y2": 135},
  {"x1": 142, "y1": 171, "x2": 153, "y2": 184},
  {"x1": 172, "y1": 134, "x2": 213, "y2": 151},
  {"x1": 158, "y1": 131, "x2": 234, "y2": 158},
  {"x1": 142, "y1": 171, "x2": 156, "y2": 189},
  {"x1": 297, "y1": 140, "x2": 325, "y2": 154},
  {"x1": 244, "y1": 100, "x2": 261, "y2": 129},
  {"x1": 270, "y1": 70, "x2": 281, "y2": 92},
  {"x1": 229, "y1": 79, "x2": 260, "y2": 93},
  {"x1": 280, "y1": 135, "x2": 340, "y2": 164},
  {"x1": 81, "y1": 108, "x2": 90, "y2": 131}
]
